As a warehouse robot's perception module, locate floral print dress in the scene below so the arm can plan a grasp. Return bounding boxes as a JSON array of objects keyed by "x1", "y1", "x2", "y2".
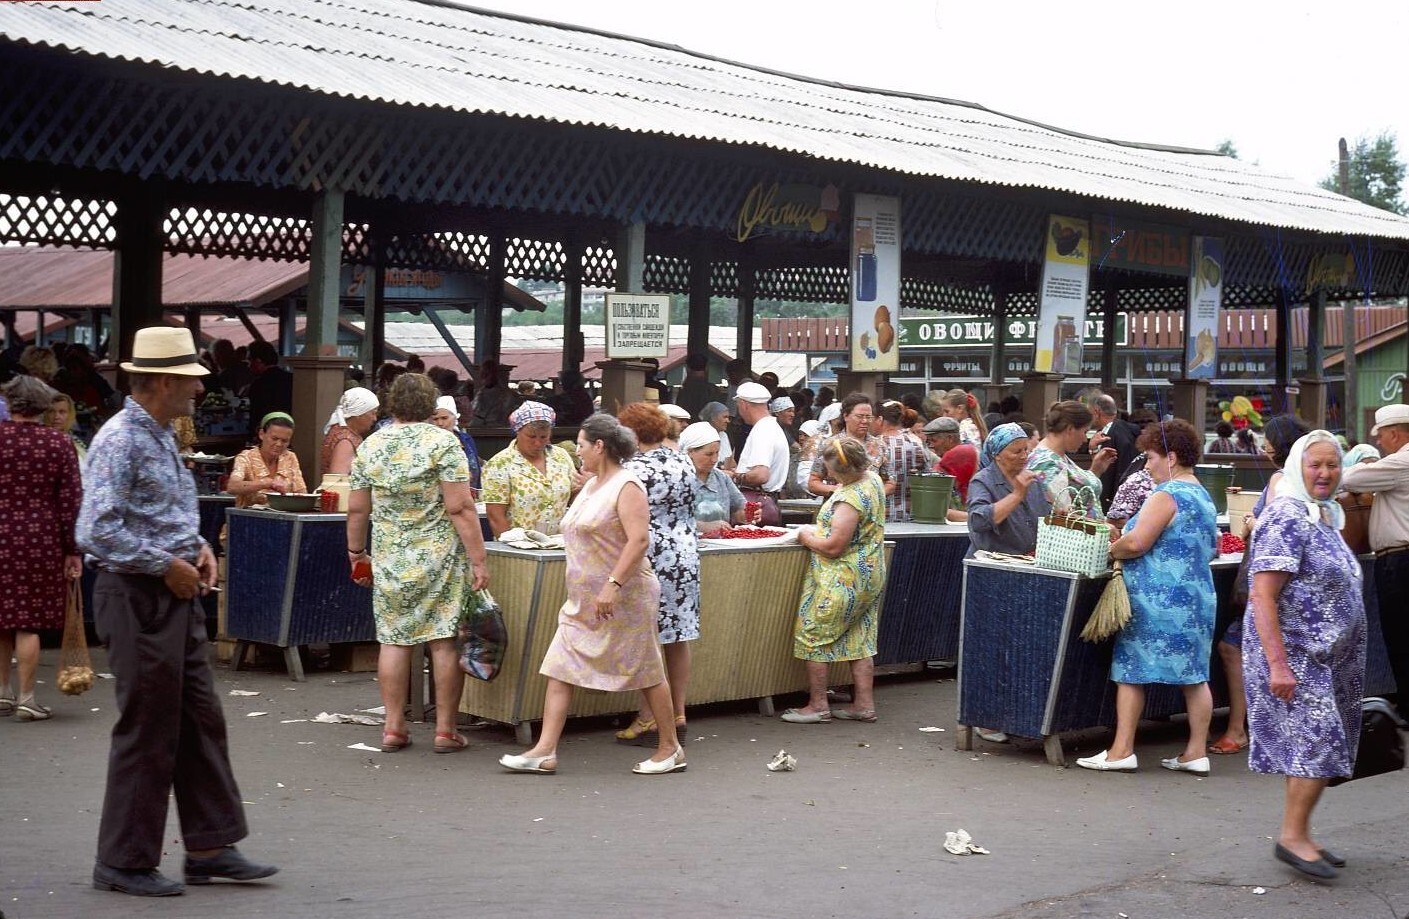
[
  {"x1": 1242, "y1": 496, "x2": 1366, "y2": 778},
  {"x1": 793, "y1": 471, "x2": 887, "y2": 662},
  {"x1": 1112, "y1": 480, "x2": 1217, "y2": 685},
  {"x1": 350, "y1": 423, "x2": 475, "y2": 645},
  {"x1": 626, "y1": 447, "x2": 701, "y2": 643},
  {"x1": 1027, "y1": 444, "x2": 1103, "y2": 516},
  {"x1": 480, "y1": 442, "x2": 575, "y2": 534}
]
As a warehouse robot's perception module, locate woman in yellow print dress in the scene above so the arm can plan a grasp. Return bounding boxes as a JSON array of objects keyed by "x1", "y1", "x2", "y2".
[
  {"x1": 499, "y1": 414, "x2": 685, "y2": 776},
  {"x1": 347, "y1": 374, "x2": 490, "y2": 755},
  {"x1": 782, "y1": 436, "x2": 888, "y2": 724},
  {"x1": 481, "y1": 401, "x2": 576, "y2": 537}
]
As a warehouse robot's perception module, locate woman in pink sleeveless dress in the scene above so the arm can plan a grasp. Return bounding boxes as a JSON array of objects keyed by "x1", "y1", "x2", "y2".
[{"x1": 500, "y1": 414, "x2": 686, "y2": 776}]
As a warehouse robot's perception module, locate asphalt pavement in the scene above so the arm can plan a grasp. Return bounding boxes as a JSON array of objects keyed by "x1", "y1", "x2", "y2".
[{"x1": 2, "y1": 646, "x2": 1407, "y2": 919}]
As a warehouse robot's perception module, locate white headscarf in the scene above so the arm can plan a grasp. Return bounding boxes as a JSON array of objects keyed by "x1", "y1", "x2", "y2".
[
  {"x1": 324, "y1": 386, "x2": 379, "y2": 434},
  {"x1": 678, "y1": 421, "x2": 722, "y2": 453},
  {"x1": 1344, "y1": 443, "x2": 1380, "y2": 467},
  {"x1": 1273, "y1": 429, "x2": 1345, "y2": 528},
  {"x1": 434, "y1": 395, "x2": 459, "y2": 422}
]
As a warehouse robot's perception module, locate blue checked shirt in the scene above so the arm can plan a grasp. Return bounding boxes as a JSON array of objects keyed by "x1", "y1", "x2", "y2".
[{"x1": 77, "y1": 397, "x2": 205, "y2": 575}]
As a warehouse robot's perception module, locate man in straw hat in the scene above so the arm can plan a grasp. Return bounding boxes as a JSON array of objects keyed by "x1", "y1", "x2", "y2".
[
  {"x1": 1341, "y1": 402, "x2": 1409, "y2": 708},
  {"x1": 77, "y1": 327, "x2": 278, "y2": 897}
]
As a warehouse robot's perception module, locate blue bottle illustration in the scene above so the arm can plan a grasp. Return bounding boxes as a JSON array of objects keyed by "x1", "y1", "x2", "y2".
[{"x1": 854, "y1": 217, "x2": 877, "y2": 302}]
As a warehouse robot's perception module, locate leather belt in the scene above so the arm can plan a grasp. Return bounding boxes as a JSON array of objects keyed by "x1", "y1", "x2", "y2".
[{"x1": 1374, "y1": 544, "x2": 1409, "y2": 559}]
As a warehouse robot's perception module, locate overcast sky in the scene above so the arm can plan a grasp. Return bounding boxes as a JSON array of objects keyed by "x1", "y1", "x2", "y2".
[{"x1": 468, "y1": 0, "x2": 1408, "y2": 188}]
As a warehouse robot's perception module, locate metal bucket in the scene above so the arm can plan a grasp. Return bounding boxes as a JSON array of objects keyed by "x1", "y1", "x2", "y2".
[
  {"x1": 910, "y1": 474, "x2": 955, "y2": 524},
  {"x1": 1195, "y1": 464, "x2": 1237, "y2": 514}
]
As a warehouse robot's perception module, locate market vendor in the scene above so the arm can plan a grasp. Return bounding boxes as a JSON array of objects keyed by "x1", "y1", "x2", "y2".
[
  {"x1": 321, "y1": 386, "x2": 379, "y2": 478},
  {"x1": 678, "y1": 421, "x2": 757, "y2": 534},
  {"x1": 226, "y1": 412, "x2": 307, "y2": 508},
  {"x1": 481, "y1": 401, "x2": 575, "y2": 537},
  {"x1": 966, "y1": 422, "x2": 1050, "y2": 557}
]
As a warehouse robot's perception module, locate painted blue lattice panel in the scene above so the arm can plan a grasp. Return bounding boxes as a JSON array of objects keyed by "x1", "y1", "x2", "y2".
[{"x1": 875, "y1": 535, "x2": 968, "y2": 665}]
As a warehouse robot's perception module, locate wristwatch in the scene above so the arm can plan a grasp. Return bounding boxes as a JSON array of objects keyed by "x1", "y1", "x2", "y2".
[{"x1": 607, "y1": 576, "x2": 622, "y2": 588}]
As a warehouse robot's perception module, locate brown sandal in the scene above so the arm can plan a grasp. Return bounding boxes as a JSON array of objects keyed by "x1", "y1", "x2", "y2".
[{"x1": 434, "y1": 731, "x2": 469, "y2": 753}]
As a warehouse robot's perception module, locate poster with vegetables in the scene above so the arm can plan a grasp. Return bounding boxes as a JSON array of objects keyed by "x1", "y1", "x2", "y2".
[
  {"x1": 849, "y1": 193, "x2": 901, "y2": 372},
  {"x1": 1035, "y1": 215, "x2": 1091, "y2": 374},
  {"x1": 1185, "y1": 236, "x2": 1223, "y2": 379}
]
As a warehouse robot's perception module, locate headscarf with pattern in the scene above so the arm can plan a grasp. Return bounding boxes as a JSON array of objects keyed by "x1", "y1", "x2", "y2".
[
  {"x1": 980, "y1": 422, "x2": 1027, "y2": 470},
  {"x1": 509, "y1": 400, "x2": 556, "y2": 432}
]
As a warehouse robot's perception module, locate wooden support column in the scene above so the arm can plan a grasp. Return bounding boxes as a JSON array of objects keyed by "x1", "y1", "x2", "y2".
[
  {"x1": 984, "y1": 286, "x2": 1011, "y2": 409},
  {"x1": 562, "y1": 233, "x2": 584, "y2": 378},
  {"x1": 289, "y1": 189, "x2": 349, "y2": 479},
  {"x1": 736, "y1": 252, "x2": 756, "y2": 376},
  {"x1": 1100, "y1": 284, "x2": 1120, "y2": 394},
  {"x1": 687, "y1": 238, "x2": 712, "y2": 362},
  {"x1": 111, "y1": 187, "x2": 167, "y2": 368},
  {"x1": 1299, "y1": 288, "x2": 1328, "y2": 428},
  {"x1": 1020, "y1": 372, "x2": 1065, "y2": 427},
  {"x1": 1273, "y1": 288, "x2": 1294, "y2": 416},
  {"x1": 183, "y1": 308, "x2": 202, "y2": 350},
  {"x1": 303, "y1": 190, "x2": 344, "y2": 355},
  {"x1": 476, "y1": 234, "x2": 507, "y2": 365}
]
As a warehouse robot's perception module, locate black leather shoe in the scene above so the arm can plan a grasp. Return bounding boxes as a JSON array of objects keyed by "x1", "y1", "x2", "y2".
[
  {"x1": 1319, "y1": 847, "x2": 1347, "y2": 868},
  {"x1": 1274, "y1": 843, "x2": 1339, "y2": 879},
  {"x1": 93, "y1": 863, "x2": 184, "y2": 897},
  {"x1": 184, "y1": 846, "x2": 279, "y2": 885}
]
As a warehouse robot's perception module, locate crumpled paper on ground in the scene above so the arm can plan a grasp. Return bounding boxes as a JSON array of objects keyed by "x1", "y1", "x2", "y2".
[
  {"x1": 766, "y1": 749, "x2": 797, "y2": 772},
  {"x1": 943, "y1": 829, "x2": 990, "y2": 855},
  {"x1": 313, "y1": 711, "x2": 383, "y2": 726}
]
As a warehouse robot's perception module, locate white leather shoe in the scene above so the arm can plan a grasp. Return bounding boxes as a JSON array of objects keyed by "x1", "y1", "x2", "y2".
[
  {"x1": 499, "y1": 752, "x2": 557, "y2": 774},
  {"x1": 633, "y1": 746, "x2": 687, "y2": 775},
  {"x1": 1075, "y1": 750, "x2": 1138, "y2": 772},
  {"x1": 1161, "y1": 755, "x2": 1210, "y2": 776}
]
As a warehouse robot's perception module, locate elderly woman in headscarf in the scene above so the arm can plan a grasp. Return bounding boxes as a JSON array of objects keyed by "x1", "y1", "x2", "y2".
[
  {"x1": 430, "y1": 395, "x2": 482, "y2": 493},
  {"x1": 677, "y1": 421, "x2": 754, "y2": 535},
  {"x1": 227, "y1": 412, "x2": 307, "y2": 509},
  {"x1": 1243, "y1": 430, "x2": 1366, "y2": 879},
  {"x1": 321, "y1": 386, "x2": 380, "y2": 478},
  {"x1": 698, "y1": 401, "x2": 734, "y2": 471},
  {"x1": 481, "y1": 401, "x2": 576, "y2": 538},
  {"x1": 966, "y1": 422, "x2": 1051, "y2": 558}
]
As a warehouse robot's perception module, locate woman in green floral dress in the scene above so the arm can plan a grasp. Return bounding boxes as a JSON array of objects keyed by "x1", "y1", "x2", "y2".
[
  {"x1": 347, "y1": 374, "x2": 490, "y2": 754},
  {"x1": 782, "y1": 436, "x2": 888, "y2": 724}
]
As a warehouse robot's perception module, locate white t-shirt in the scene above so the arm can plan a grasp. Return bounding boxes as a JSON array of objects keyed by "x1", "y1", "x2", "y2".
[
  {"x1": 718, "y1": 431, "x2": 733, "y2": 465},
  {"x1": 737, "y1": 415, "x2": 790, "y2": 493}
]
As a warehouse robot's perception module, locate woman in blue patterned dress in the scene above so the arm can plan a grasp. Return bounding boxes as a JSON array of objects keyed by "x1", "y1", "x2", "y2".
[
  {"x1": 1077, "y1": 420, "x2": 1217, "y2": 774},
  {"x1": 781, "y1": 436, "x2": 887, "y2": 723},
  {"x1": 1243, "y1": 430, "x2": 1365, "y2": 879},
  {"x1": 615, "y1": 402, "x2": 700, "y2": 742}
]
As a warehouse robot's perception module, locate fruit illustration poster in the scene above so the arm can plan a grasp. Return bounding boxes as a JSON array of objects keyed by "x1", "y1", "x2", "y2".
[
  {"x1": 1185, "y1": 236, "x2": 1223, "y2": 379},
  {"x1": 1035, "y1": 215, "x2": 1091, "y2": 374},
  {"x1": 849, "y1": 193, "x2": 901, "y2": 372}
]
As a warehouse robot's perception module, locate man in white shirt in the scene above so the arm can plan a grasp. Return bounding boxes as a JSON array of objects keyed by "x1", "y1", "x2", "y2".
[
  {"x1": 734, "y1": 381, "x2": 789, "y2": 524},
  {"x1": 1341, "y1": 402, "x2": 1409, "y2": 706}
]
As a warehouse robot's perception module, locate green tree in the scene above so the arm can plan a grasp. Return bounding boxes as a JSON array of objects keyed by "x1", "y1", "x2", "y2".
[
  {"x1": 1214, "y1": 139, "x2": 1238, "y2": 158},
  {"x1": 1320, "y1": 131, "x2": 1406, "y2": 215}
]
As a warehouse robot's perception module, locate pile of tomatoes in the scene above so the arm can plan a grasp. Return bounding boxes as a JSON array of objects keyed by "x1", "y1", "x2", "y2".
[
  {"x1": 1218, "y1": 533, "x2": 1246, "y2": 555},
  {"x1": 713, "y1": 526, "x2": 788, "y2": 539}
]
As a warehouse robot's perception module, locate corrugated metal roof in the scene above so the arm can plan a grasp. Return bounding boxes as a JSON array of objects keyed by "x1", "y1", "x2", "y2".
[
  {"x1": 0, "y1": 247, "x2": 308, "y2": 309},
  {"x1": 4, "y1": 0, "x2": 1408, "y2": 241}
]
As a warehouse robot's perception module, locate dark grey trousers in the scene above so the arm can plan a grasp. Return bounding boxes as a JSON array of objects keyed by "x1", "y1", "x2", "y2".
[{"x1": 93, "y1": 572, "x2": 247, "y2": 869}]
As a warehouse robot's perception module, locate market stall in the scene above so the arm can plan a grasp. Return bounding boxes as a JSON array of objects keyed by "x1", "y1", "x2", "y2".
[
  {"x1": 955, "y1": 553, "x2": 1391, "y2": 766},
  {"x1": 875, "y1": 521, "x2": 970, "y2": 666},
  {"x1": 225, "y1": 506, "x2": 374, "y2": 681},
  {"x1": 463, "y1": 540, "x2": 871, "y2": 745}
]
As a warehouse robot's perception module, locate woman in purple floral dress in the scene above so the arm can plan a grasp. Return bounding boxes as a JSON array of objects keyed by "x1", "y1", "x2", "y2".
[
  {"x1": 1244, "y1": 430, "x2": 1366, "y2": 879},
  {"x1": 617, "y1": 403, "x2": 700, "y2": 742}
]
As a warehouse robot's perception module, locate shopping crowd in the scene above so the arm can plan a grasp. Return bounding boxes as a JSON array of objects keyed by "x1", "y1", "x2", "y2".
[{"x1": 2, "y1": 327, "x2": 1407, "y2": 892}]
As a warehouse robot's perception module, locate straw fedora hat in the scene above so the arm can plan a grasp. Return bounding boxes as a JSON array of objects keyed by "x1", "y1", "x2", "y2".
[{"x1": 120, "y1": 327, "x2": 210, "y2": 376}]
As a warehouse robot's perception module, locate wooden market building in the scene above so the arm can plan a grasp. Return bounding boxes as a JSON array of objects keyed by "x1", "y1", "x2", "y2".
[{"x1": 4, "y1": 0, "x2": 1409, "y2": 466}]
